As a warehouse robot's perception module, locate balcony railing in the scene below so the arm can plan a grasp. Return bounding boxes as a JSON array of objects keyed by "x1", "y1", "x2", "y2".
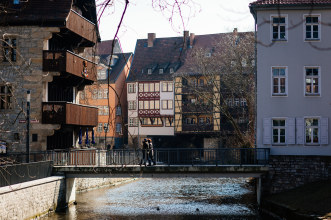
[
  {"x1": 43, "y1": 50, "x2": 97, "y2": 82},
  {"x1": 66, "y1": 10, "x2": 97, "y2": 44},
  {"x1": 181, "y1": 123, "x2": 214, "y2": 132},
  {"x1": 42, "y1": 102, "x2": 98, "y2": 126}
]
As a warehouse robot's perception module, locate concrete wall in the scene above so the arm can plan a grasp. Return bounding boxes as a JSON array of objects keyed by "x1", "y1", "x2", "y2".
[
  {"x1": 263, "y1": 155, "x2": 331, "y2": 194},
  {"x1": 256, "y1": 9, "x2": 331, "y2": 155},
  {"x1": 0, "y1": 176, "x2": 65, "y2": 220},
  {"x1": 75, "y1": 177, "x2": 133, "y2": 192}
]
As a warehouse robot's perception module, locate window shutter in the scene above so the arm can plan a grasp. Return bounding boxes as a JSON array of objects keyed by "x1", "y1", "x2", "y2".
[
  {"x1": 287, "y1": 117, "x2": 295, "y2": 144},
  {"x1": 296, "y1": 117, "x2": 304, "y2": 145},
  {"x1": 320, "y1": 117, "x2": 328, "y2": 145},
  {"x1": 263, "y1": 118, "x2": 272, "y2": 145}
]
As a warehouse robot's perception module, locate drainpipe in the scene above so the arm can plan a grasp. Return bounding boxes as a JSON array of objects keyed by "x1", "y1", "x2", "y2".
[{"x1": 26, "y1": 90, "x2": 30, "y2": 163}]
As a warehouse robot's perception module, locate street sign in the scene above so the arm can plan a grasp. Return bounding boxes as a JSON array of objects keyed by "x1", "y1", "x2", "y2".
[{"x1": 19, "y1": 120, "x2": 26, "y2": 123}]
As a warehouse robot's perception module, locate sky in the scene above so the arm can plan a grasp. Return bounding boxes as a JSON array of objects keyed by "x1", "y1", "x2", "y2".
[{"x1": 98, "y1": 0, "x2": 254, "y2": 53}]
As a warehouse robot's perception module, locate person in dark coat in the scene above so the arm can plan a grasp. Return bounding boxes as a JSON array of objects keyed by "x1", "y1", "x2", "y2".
[
  {"x1": 147, "y1": 139, "x2": 155, "y2": 166},
  {"x1": 140, "y1": 139, "x2": 148, "y2": 166}
]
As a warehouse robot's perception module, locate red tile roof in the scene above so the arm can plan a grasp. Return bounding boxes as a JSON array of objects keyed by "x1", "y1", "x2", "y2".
[{"x1": 250, "y1": 0, "x2": 331, "y2": 6}]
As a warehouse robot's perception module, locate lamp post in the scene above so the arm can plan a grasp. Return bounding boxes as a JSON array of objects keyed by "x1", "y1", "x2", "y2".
[
  {"x1": 26, "y1": 90, "x2": 30, "y2": 163},
  {"x1": 104, "y1": 124, "x2": 108, "y2": 150}
]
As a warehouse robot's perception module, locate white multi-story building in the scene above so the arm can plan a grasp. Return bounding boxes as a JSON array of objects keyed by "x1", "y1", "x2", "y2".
[{"x1": 250, "y1": 0, "x2": 331, "y2": 155}]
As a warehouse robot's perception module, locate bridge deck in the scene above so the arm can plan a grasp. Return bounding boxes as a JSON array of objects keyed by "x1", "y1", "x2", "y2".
[{"x1": 53, "y1": 164, "x2": 269, "y2": 178}]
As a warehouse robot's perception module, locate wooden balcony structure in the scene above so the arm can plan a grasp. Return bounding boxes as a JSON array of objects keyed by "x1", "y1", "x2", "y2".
[
  {"x1": 66, "y1": 10, "x2": 97, "y2": 45},
  {"x1": 43, "y1": 50, "x2": 97, "y2": 83},
  {"x1": 42, "y1": 102, "x2": 98, "y2": 127}
]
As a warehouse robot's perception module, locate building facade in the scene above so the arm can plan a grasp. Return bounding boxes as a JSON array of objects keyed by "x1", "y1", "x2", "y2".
[
  {"x1": 80, "y1": 40, "x2": 132, "y2": 149},
  {"x1": 250, "y1": 0, "x2": 330, "y2": 155},
  {"x1": 0, "y1": 0, "x2": 99, "y2": 152}
]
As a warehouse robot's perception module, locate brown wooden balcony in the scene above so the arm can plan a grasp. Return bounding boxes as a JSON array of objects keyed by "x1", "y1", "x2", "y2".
[
  {"x1": 42, "y1": 102, "x2": 98, "y2": 127},
  {"x1": 66, "y1": 10, "x2": 97, "y2": 44},
  {"x1": 43, "y1": 50, "x2": 97, "y2": 83}
]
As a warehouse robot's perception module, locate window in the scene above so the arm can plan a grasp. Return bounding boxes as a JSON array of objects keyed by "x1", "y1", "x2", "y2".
[
  {"x1": 98, "y1": 106, "x2": 103, "y2": 115},
  {"x1": 116, "y1": 106, "x2": 121, "y2": 116},
  {"x1": 199, "y1": 79, "x2": 204, "y2": 86},
  {"x1": 148, "y1": 69, "x2": 152, "y2": 74},
  {"x1": 162, "y1": 82, "x2": 173, "y2": 92},
  {"x1": 139, "y1": 100, "x2": 160, "y2": 110},
  {"x1": 240, "y1": 98, "x2": 247, "y2": 107},
  {"x1": 103, "y1": 89, "x2": 108, "y2": 98},
  {"x1": 98, "y1": 89, "x2": 103, "y2": 99},
  {"x1": 272, "y1": 67, "x2": 287, "y2": 95},
  {"x1": 104, "y1": 123, "x2": 109, "y2": 132},
  {"x1": 234, "y1": 98, "x2": 240, "y2": 106},
  {"x1": 155, "y1": 83, "x2": 160, "y2": 92},
  {"x1": 3, "y1": 38, "x2": 17, "y2": 62},
  {"x1": 139, "y1": 84, "x2": 144, "y2": 92},
  {"x1": 92, "y1": 89, "x2": 97, "y2": 99},
  {"x1": 128, "y1": 84, "x2": 136, "y2": 93},
  {"x1": 0, "y1": 85, "x2": 12, "y2": 109},
  {"x1": 162, "y1": 100, "x2": 173, "y2": 109},
  {"x1": 305, "y1": 118, "x2": 319, "y2": 144},
  {"x1": 159, "y1": 69, "x2": 163, "y2": 74},
  {"x1": 170, "y1": 68, "x2": 174, "y2": 74},
  {"x1": 97, "y1": 70, "x2": 107, "y2": 80},
  {"x1": 185, "y1": 117, "x2": 196, "y2": 124},
  {"x1": 149, "y1": 100, "x2": 155, "y2": 109},
  {"x1": 116, "y1": 123, "x2": 122, "y2": 133},
  {"x1": 227, "y1": 98, "x2": 233, "y2": 107},
  {"x1": 128, "y1": 101, "x2": 136, "y2": 110},
  {"x1": 129, "y1": 117, "x2": 139, "y2": 127},
  {"x1": 272, "y1": 119, "x2": 286, "y2": 144},
  {"x1": 165, "y1": 117, "x2": 174, "y2": 127},
  {"x1": 97, "y1": 123, "x2": 103, "y2": 132},
  {"x1": 272, "y1": 16, "x2": 286, "y2": 40},
  {"x1": 305, "y1": 15, "x2": 320, "y2": 40},
  {"x1": 104, "y1": 106, "x2": 109, "y2": 115},
  {"x1": 149, "y1": 83, "x2": 155, "y2": 92},
  {"x1": 199, "y1": 117, "x2": 205, "y2": 125},
  {"x1": 144, "y1": 83, "x2": 149, "y2": 92},
  {"x1": 305, "y1": 67, "x2": 320, "y2": 96}
]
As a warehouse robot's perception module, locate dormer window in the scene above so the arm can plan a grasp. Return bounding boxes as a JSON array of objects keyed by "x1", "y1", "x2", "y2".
[
  {"x1": 148, "y1": 69, "x2": 152, "y2": 74},
  {"x1": 205, "y1": 52, "x2": 211, "y2": 57},
  {"x1": 159, "y1": 69, "x2": 163, "y2": 74},
  {"x1": 170, "y1": 68, "x2": 174, "y2": 74}
]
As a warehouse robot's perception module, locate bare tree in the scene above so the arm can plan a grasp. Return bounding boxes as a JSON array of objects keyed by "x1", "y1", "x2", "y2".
[{"x1": 176, "y1": 31, "x2": 255, "y2": 147}]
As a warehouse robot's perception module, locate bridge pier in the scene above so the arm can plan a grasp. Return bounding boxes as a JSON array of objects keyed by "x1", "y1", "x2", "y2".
[
  {"x1": 66, "y1": 177, "x2": 76, "y2": 206},
  {"x1": 256, "y1": 177, "x2": 261, "y2": 206}
]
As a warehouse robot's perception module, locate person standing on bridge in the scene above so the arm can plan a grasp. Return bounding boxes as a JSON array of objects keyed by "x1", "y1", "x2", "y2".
[
  {"x1": 147, "y1": 139, "x2": 155, "y2": 166},
  {"x1": 140, "y1": 139, "x2": 149, "y2": 166}
]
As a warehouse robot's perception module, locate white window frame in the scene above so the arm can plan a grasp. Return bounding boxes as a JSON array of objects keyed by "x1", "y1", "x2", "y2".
[
  {"x1": 128, "y1": 101, "x2": 136, "y2": 110},
  {"x1": 271, "y1": 66, "x2": 288, "y2": 96},
  {"x1": 97, "y1": 123, "x2": 103, "y2": 133},
  {"x1": 304, "y1": 66, "x2": 320, "y2": 96},
  {"x1": 159, "y1": 69, "x2": 163, "y2": 74},
  {"x1": 98, "y1": 89, "x2": 103, "y2": 99},
  {"x1": 148, "y1": 69, "x2": 152, "y2": 74},
  {"x1": 103, "y1": 89, "x2": 108, "y2": 98},
  {"x1": 304, "y1": 117, "x2": 320, "y2": 145},
  {"x1": 270, "y1": 14, "x2": 288, "y2": 41},
  {"x1": 272, "y1": 118, "x2": 286, "y2": 145},
  {"x1": 304, "y1": 14, "x2": 321, "y2": 41},
  {"x1": 129, "y1": 117, "x2": 139, "y2": 127},
  {"x1": 128, "y1": 84, "x2": 136, "y2": 93},
  {"x1": 104, "y1": 106, "x2": 109, "y2": 115}
]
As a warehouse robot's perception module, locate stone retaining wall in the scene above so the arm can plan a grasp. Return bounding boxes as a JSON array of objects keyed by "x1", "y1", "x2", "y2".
[
  {"x1": 0, "y1": 176, "x2": 65, "y2": 220},
  {"x1": 263, "y1": 155, "x2": 331, "y2": 194},
  {"x1": 75, "y1": 178, "x2": 134, "y2": 192}
]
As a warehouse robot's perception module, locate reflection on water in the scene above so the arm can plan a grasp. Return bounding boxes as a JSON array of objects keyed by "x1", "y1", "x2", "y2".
[{"x1": 46, "y1": 178, "x2": 259, "y2": 220}]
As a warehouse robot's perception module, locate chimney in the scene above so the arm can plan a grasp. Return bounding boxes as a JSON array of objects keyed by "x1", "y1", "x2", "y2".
[
  {"x1": 233, "y1": 28, "x2": 238, "y2": 35},
  {"x1": 148, "y1": 33, "x2": 156, "y2": 47},
  {"x1": 183, "y1": 30, "x2": 189, "y2": 49},
  {"x1": 189, "y1": 33, "x2": 195, "y2": 48}
]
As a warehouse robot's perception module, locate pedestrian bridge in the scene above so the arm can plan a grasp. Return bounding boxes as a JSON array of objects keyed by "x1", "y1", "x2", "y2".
[{"x1": 50, "y1": 148, "x2": 270, "y2": 178}]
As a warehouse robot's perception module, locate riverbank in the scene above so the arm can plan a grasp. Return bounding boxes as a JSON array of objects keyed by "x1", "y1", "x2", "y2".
[{"x1": 261, "y1": 180, "x2": 331, "y2": 219}]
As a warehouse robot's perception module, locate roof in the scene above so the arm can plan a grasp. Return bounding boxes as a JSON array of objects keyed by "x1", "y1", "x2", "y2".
[
  {"x1": 126, "y1": 36, "x2": 188, "y2": 82},
  {"x1": 176, "y1": 32, "x2": 254, "y2": 75},
  {"x1": 250, "y1": 0, "x2": 331, "y2": 7},
  {"x1": 0, "y1": 0, "x2": 99, "y2": 32},
  {"x1": 99, "y1": 53, "x2": 133, "y2": 83},
  {"x1": 96, "y1": 40, "x2": 122, "y2": 56}
]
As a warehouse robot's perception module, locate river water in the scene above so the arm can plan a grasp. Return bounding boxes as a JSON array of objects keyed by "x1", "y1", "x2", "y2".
[{"x1": 46, "y1": 178, "x2": 260, "y2": 220}]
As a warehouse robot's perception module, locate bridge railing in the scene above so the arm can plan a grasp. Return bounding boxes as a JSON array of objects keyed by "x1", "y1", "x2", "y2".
[{"x1": 45, "y1": 148, "x2": 269, "y2": 167}]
